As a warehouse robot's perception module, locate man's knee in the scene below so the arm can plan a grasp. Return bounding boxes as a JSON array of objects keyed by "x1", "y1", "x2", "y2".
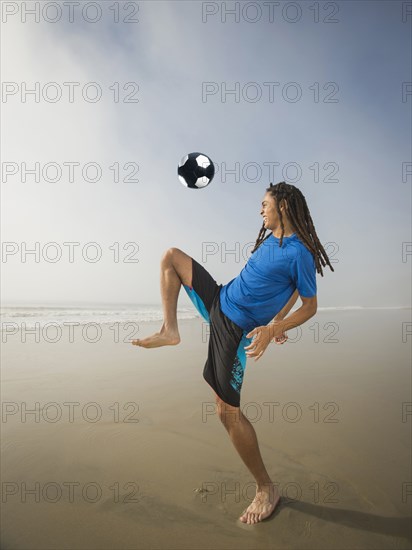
[
  {"x1": 215, "y1": 394, "x2": 241, "y2": 425},
  {"x1": 161, "y1": 247, "x2": 193, "y2": 288},
  {"x1": 161, "y1": 247, "x2": 180, "y2": 264}
]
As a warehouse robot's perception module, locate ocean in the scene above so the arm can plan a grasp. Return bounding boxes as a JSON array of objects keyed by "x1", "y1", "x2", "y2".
[
  {"x1": 0, "y1": 304, "x2": 200, "y2": 330},
  {"x1": 1, "y1": 304, "x2": 409, "y2": 331}
]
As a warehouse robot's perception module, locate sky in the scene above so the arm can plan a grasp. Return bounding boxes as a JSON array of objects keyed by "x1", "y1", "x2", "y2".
[{"x1": 1, "y1": 0, "x2": 411, "y2": 308}]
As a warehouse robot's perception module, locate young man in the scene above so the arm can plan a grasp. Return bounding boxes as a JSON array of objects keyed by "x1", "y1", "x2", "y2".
[{"x1": 132, "y1": 182, "x2": 334, "y2": 524}]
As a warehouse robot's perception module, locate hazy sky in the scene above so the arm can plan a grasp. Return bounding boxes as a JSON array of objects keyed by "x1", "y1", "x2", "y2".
[{"x1": 1, "y1": 0, "x2": 411, "y2": 308}]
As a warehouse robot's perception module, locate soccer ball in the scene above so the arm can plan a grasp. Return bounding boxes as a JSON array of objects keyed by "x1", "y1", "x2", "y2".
[{"x1": 177, "y1": 152, "x2": 215, "y2": 189}]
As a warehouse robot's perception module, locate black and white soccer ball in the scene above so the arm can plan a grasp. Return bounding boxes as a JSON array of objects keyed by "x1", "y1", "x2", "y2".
[{"x1": 177, "y1": 152, "x2": 215, "y2": 189}]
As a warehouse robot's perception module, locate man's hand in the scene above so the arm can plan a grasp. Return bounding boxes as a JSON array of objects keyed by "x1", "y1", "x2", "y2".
[
  {"x1": 245, "y1": 323, "x2": 286, "y2": 361},
  {"x1": 273, "y1": 333, "x2": 288, "y2": 345}
]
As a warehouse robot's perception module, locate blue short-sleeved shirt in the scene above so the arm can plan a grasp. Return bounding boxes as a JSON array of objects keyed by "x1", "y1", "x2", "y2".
[{"x1": 219, "y1": 233, "x2": 317, "y2": 332}]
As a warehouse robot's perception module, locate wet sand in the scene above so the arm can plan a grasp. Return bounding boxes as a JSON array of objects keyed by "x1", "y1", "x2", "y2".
[{"x1": 1, "y1": 309, "x2": 411, "y2": 549}]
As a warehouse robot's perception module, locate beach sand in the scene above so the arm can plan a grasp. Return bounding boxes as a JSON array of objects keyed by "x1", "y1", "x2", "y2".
[{"x1": 1, "y1": 309, "x2": 411, "y2": 549}]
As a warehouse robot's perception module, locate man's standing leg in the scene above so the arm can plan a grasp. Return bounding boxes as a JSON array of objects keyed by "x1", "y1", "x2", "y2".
[{"x1": 215, "y1": 394, "x2": 281, "y2": 524}]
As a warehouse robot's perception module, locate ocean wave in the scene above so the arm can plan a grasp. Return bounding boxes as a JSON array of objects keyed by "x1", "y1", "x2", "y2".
[
  {"x1": 0, "y1": 305, "x2": 409, "y2": 331},
  {"x1": 0, "y1": 306, "x2": 200, "y2": 330}
]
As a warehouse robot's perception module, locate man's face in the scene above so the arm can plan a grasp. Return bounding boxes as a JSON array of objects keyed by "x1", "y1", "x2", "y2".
[{"x1": 260, "y1": 193, "x2": 280, "y2": 230}]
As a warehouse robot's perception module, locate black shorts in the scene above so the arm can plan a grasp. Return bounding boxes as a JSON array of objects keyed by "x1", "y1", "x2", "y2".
[{"x1": 183, "y1": 258, "x2": 252, "y2": 407}]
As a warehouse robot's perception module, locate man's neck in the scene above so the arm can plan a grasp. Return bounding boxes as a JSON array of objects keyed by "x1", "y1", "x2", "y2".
[{"x1": 272, "y1": 228, "x2": 295, "y2": 238}]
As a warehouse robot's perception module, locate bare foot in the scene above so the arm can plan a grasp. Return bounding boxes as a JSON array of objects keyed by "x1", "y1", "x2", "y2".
[
  {"x1": 131, "y1": 329, "x2": 180, "y2": 348},
  {"x1": 239, "y1": 484, "x2": 281, "y2": 524}
]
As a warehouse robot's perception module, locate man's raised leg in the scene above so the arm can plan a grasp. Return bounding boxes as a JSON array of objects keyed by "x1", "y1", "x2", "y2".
[{"x1": 132, "y1": 247, "x2": 193, "y2": 348}]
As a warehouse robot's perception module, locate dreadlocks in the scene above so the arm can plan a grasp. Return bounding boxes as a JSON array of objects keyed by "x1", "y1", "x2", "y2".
[{"x1": 251, "y1": 181, "x2": 334, "y2": 277}]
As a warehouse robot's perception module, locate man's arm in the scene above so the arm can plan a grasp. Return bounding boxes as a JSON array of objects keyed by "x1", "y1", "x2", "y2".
[
  {"x1": 245, "y1": 293, "x2": 318, "y2": 359},
  {"x1": 273, "y1": 289, "x2": 299, "y2": 322},
  {"x1": 267, "y1": 294, "x2": 317, "y2": 339}
]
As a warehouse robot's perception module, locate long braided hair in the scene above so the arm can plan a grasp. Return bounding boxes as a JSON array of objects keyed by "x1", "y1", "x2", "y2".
[{"x1": 251, "y1": 182, "x2": 334, "y2": 277}]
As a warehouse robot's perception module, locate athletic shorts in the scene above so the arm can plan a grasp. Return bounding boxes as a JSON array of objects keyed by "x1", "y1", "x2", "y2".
[{"x1": 183, "y1": 258, "x2": 252, "y2": 407}]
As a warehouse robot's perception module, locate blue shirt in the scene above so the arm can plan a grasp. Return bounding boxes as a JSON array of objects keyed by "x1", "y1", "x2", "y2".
[{"x1": 219, "y1": 233, "x2": 317, "y2": 332}]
